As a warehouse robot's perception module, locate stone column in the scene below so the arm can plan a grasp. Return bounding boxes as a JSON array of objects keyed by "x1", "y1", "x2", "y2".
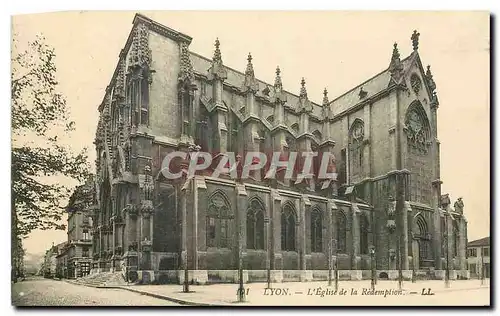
[
  {"x1": 179, "y1": 179, "x2": 189, "y2": 283},
  {"x1": 432, "y1": 182, "x2": 443, "y2": 270},
  {"x1": 270, "y1": 189, "x2": 283, "y2": 282},
  {"x1": 194, "y1": 177, "x2": 207, "y2": 279},
  {"x1": 140, "y1": 204, "x2": 153, "y2": 271},
  {"x1": 96, "y1": 227, "x2": 101, "y2": 271},
  {"x1": 111, "y1": 197, "x2": 117, "y2": 260},
  {"x1": 264, "y1": 199, "x2": 270, "y2": 282},
  {"x1": 446, "y1": 211, "x2": 454, "y2": 279},
  {"x1": 111, "y1": 219, "x2": 116, "y2": 272},
  {"x1": 402, "y1": 198, "x2": 409, "y2": 270},
  {"x1": 350, "y1": 204, "x2": 361, "y2": 280},
  {"x1": 327, "y1": 199, "x2": 338, "y2": 280},
  {"x1": 300, "y1": 195, "x2": 312, "y2": 281},
  {"x1": 116, "y1": 219, "x2": 124, "y2": 255},
  {"x1": 459, "y1": 217, "x2": 467, "y2": 270},
  {"x1": 235, "y1": 183, "x2": 248, "y2": 283}
]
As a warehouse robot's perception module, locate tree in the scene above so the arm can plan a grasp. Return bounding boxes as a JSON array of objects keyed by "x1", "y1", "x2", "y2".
[{"x1": 11, "y1": 35, "x2": 90, "y2": 280}]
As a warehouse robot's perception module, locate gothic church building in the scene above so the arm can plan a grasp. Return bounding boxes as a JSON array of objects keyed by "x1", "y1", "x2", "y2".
[{"x1": 91, "y1": 14, "x2": 468, "y2": 283}]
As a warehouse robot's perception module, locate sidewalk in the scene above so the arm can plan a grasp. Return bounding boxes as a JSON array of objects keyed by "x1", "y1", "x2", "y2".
[{"x1": 118, "y1": 279, "x2": 491, "y2": 306}]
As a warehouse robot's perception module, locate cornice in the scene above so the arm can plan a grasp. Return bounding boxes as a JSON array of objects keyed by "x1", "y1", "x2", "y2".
[{"x1": 133, "y1": 14, "x2": 192, "y2": 44}]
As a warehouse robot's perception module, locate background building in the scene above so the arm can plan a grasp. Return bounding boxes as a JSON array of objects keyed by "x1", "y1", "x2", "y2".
[
  {"x1": 43, "y1": 242, "x2": 67, "y2": 278},
  {"x1": 54, "y1": 177, "x2": 95, "y2": 279},
  {"x1": 91, "y1": 14, "x2": 467, "y2": 284},
  {"x1": 467, "y1": 236, "x2": 490, "y2": 279}
]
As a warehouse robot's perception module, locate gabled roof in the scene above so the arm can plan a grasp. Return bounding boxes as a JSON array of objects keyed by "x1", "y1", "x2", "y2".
[
  {"x1": 467, "y1": 237, "x2": 490, "y2": 247},
  {"x1": 328, "y1": 54, "x2": 414, "y2": 115}
]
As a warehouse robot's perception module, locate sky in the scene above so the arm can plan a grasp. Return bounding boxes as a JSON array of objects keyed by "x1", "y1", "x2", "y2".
[{"x1": 11, "y1": 11, "x2": 490, "y2": 255}]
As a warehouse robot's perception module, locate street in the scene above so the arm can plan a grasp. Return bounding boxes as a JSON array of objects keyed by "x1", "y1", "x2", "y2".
[
  {"x1": 127, "y1": 279, "x2": 491, "y2": 306},
  {"x1": 11, "y1": 277, "x2": 490, "y2": 307},
  {"x1": 11, "y1": 277, "x2": 180, "y2": 306}
]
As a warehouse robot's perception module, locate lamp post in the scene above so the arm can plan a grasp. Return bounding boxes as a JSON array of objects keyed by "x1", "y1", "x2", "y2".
[
  {"x1": 266, "y1": 228, "x2": 272, "y2": 290},
  {"x1": 237, "y1": 243, "x2": 245, "y2": 302},
  {"x1": 481, "y1": 247, "x2": 485, "y2": 286},
  {"x1": 444, "y1": 210, "x2": 450, "y2": 288},
  {"x1": 370, "y1": 246, "x2": 375, "y2": 291},
  {"x1": 237, "y1": 200, "x2": 246, "y2": 303},
  {"x1": 266, "y1": 198, "x2": 272, "y2": 290},
  {"x1": 411, "y1": 255, "x2": 416, "y2": 283},
  {"x1": 328, "y1": 238, "x2": 333, "y2": 286},
  {"x1": 125, "y1": 256, "x2": 129, "y2": 284},
  {"x1": 266, "y1": 260, "x2": 271, "y2": 289},
  {"x1": 333, "y1": 239, "x2": 339, "y2": 292},
  {"x1": 397, "y1": 235, "x2": 403, "y2": 291}
]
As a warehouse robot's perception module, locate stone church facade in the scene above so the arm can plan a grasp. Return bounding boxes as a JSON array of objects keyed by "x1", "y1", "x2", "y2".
[{"x1": 90, "y1": 13, "x2": 468, "y2": 283}]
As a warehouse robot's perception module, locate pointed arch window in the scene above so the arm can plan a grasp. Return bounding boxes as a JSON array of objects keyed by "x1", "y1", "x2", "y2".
[
  {"x1": 404, "y1": 104, "x2": 431, "y2": 155},
  {"x1": 196, "y1": 106, "x2": 211, "y2": 152},
  {"x1": 359, "y1": 213, "x2": 369, "y2": 255},
  {"x1": 404, "y1": 102, "x2": 432, "y2": 204},
  {"x1": 336, "y1": 212, "x2": 347, "y2": 253},
  {"x1": 206, "y1": 191, "x2": 233, "y2": 249},
  {"x1": 140, "y1": 70, "x2": 150, "y2": 126},
  {"x1": 246, "y1": 198, "x2": 265, "y2": 250},
  {"x1": 229, "y1": 113, "x2": 241, "y2": 153},
  {"x1": 281, "y1": 203, "x2": 297, "y2": 251},
  {"x1": 349, "y1": 119, "x2": 364, "y2": 178},
  {"x1": 311, "y1": 208, "x2": 323, "y2": 253},
  {"x1": 126, "y1": 73, "x2": 139, "y2": 127},
  {"x1": 179, "y1": 84, "x2": 193, "y2": 137},
  {"x1": 416, "y1": 215, "x2": 431, "y2": 262},
  {"x1": 126, "y1": 67, "x2": 150, "y2": 127}
]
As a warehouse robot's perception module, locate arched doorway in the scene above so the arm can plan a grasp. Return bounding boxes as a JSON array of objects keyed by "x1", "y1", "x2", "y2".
[{"x1": 414, "y1": 214, "x2": 432, "y2": 269}]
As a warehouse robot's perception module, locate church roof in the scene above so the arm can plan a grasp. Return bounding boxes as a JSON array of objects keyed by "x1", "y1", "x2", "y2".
[
  {"x1": 328, "y1": 55, "x2": 413, "y2": 115},
  {"x1": 189, "y1": 52, "x2": 324, "y2": 113},
  {"x1": 103, "y1": 13, "x2": 419, "y2": 120},
  {"x1": 190, "y1": 50, "x2": 414, "y2": 119}
]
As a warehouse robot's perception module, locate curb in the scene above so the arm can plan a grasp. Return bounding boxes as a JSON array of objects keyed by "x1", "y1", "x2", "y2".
[
  {"x1": 66, "y1": 280, "x2": 214, "y2": 306},
  {"x1": 116, "y1": 287, "x2": 214, "y2": 306}
]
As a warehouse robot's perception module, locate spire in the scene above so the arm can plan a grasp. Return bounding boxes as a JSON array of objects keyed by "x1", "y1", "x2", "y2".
[
  {"x1": 274, "y1": 66, "x2": 282, "y2": 89},
  {"x1": 391, "y1": 42, "x2": 401, "y2": 63},
  {"x1": 300, "y1": 77, "x2": 307, "y2": 99},
  {"x1": 298, "y1": 77, "x2": 312, "y2": 113},
  {"x1": 271, "y1": 66, "x2": 287, "y2": 104},
  {"x1": 322, "y1": 88, "x2": 331, "y2": 120},
  {"x1": 208, "y1": 37, "x2": 227, "y2": 81},
  {"x1": 243, "y1": 52, "x2": 259, "y2": 93},
  {"x1": 388, "y1": 42, "x2": 403, "y2": 80},
  {"x1": 213, "y1": 38, "x2": 222, "y2": 64},
  {"x1": 411, "y1": 30, "x2": 420, "y2": 51},
  {"x1": 322, "y1": 88, "x2": 329, "y2": 106},
  {"x1": 245, "y1": 52, "x2": 254, "y2": 77}
]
